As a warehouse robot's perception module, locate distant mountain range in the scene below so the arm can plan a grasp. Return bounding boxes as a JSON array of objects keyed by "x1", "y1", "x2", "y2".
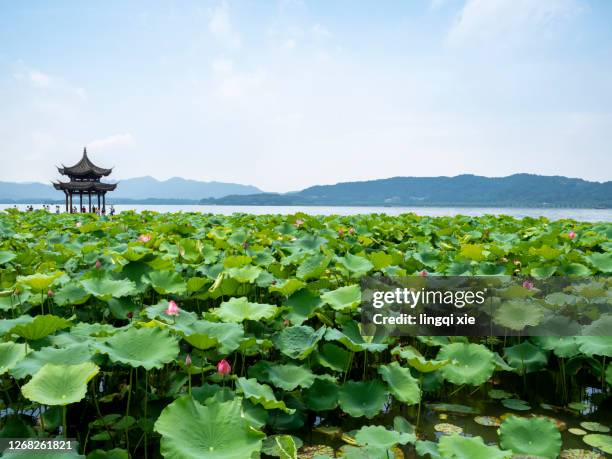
[
  {"x1": 0, "y1": 176, "x2": 260, "y2": 203},
  {"x1": 201, "y1": 174, "x2": 612, "y2": 208}
]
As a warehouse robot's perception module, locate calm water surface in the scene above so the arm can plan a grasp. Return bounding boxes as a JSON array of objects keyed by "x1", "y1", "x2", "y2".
[{"x1": 1, "y1": 204, "x2": 611, "y2": 222}]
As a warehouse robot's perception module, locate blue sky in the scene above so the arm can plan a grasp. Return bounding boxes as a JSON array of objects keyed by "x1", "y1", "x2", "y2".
[{"x1": 1, "y1": 0, "x2": 611, "y2": 191}]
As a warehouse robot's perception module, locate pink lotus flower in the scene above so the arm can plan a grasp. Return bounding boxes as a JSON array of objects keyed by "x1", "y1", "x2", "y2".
[
  {"x1": 294, "y1": 219, "x2": 304, "y2": 227},
  {"x1": 217, "y1": 359, "x2": 231, "y2": 376},
  {"x1": 75, "y1": 222, "x2": 82, "y2": 228},
  {"x1": 420, "y1": 270, "x2": 428, "y2": 277},
  {"x1": 138, "y1": 234, "x2": 151, "y2": 243},
  {"x1": 522, "y1": 280, "x2": 534, "y2": 289},
  {"x1": 165, "y1": 300, "x2": 180, "y2": 316},
  {"x1": 47, "y1": 289, "x2": 54, "y2": 297},
  {"x1": 185, "y1": 354, "x2": 192, "y2": 367},
  {"x1": 95, "y1": 260, "x2": 102, "y2": 269},
  {"x1": 568, "y1": 231, "x2": 576, "y2": 240},
  {"x1": 338, "y1": 228, "x2": 345, "y2": 236},
  {"x1": 348, "y1": 227, "x2": 355, "y2": 235}
]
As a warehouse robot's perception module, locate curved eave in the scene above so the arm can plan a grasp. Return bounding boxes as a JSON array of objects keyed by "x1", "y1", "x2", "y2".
[{"x1": 53, "y1": 181, "x2": 117, "y2": 192}]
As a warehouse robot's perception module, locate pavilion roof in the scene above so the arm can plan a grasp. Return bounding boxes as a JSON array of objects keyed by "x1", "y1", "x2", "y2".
[
  {"x1": 53, "y1": 181, "x2": 117, "y2": 192},
  {"x1": 58, "y1": 148, "x2": 113, "y2": 177}
]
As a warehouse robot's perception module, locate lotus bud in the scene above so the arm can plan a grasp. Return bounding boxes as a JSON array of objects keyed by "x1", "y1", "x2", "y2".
[
  {"x1": 165, "y1": 300, "x2": 180, "y2": 316},
  {"x1": 217, "y1": 359, "x2": 231, "y2": 376},
  {"x1": 139, "y1": 234, "x2": 151, "y2": 243},
  {"x1": 47, "y1": 289, "x2": 54, "y2": 297},
  {"x1": 283, "y1": 319, "x2": 290, "y2": 327},
  {"x1": 185, "y1": 354, "x2": 192, "y2": 367},
  {"x1": 294, "y1": 218, "x2": 304, "y2": 227},
  {"x1": 95, "y1": 260, "x2": 102, "y2": 269},
  {"x1": 568, "y1": 231, "x2": 576, "y2": 240},
  {"x1": 420, "y1": 270, "x2": 428, "y2": 277},
  {"x1": 522, "y1": 280, "x2": 534, "y2": 290},
  {"x1": 348, "y1": 227, "x2": 355, "y2": 235},
  {"x1": 338, "y1": 228, "x2": 345, "y2": 236}
]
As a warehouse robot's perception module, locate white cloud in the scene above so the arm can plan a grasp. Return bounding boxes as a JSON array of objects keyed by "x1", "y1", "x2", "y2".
[
  {"x1": 446, "y1": 0, "x2": 579, "y2": 46},
  {"x1": 211, "y1": 57, "x2": 234, "y2": 74},
  {"x1": 311, "y1": 23, "x2": 331, "y2": 39},
  {"x1": 29, "y1": 71, "x2": 52, "y2": 88},
  {"x1": 208, "y1": 1, "x2": 241, "y2": 48},
  {"x1": 282, "y1": 38, "x2": 296, "y2": 50},
  {"x1": 215, "y1": 68, "x2": 266, "y2": 99},
  {"x1": 88, "y1": 133, "x2": 134, "y2": 150}
]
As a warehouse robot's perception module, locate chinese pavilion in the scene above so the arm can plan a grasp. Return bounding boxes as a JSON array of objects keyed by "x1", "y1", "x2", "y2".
[{"x1": 53, "y1": 147, "x2": 117, "y2": 213}]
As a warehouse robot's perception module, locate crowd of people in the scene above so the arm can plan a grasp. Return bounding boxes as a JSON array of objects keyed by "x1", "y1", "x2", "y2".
[{"x1": 16, "y1": 204, "x2": 116, "y2": 215}]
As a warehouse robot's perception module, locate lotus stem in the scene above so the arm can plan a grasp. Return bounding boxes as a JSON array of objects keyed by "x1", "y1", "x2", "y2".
[
  {"x1": 144, "y1": 369, "x2": 149, "y2": 459},
  {"x1": 62, "y1": 405, "x2": 67, "y2": 438},
  {"x1": 125, "y1": 367, "x2": 133, "y2": 451}
]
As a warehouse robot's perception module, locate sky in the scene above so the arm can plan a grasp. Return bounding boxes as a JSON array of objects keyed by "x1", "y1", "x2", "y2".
[{"x1": 0, "y1": 0, "x2": 611, "y2": 192}]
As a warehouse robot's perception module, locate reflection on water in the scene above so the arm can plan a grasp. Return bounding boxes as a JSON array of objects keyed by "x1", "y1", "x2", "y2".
[{"x1": 1, "y1": 204, "x2": 611, "y2": 222}]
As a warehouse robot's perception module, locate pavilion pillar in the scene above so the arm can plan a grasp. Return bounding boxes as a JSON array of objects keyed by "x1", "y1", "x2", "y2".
[
  {"x1": 65, "y1": 192, "x2": 68, "y2": 212},
  {"x1": 97, "y1": 193, "x2": 101, "y2": 214},
  {"x1": 79, "y1": 192, "x2": 83, "y2": 213},
  {"x1": 69, "y1": 193, "x2": 73, "y2": 213},
  {"x1": 88, "y1": 193, "x2": 92, "y2": 213},
  {"x1": 102, "y1": 193, "x2": 106, "y2": 213}
]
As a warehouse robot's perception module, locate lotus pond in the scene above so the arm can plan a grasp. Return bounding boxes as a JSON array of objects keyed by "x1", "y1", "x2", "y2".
[{"x1": 0, "y1": 209, "x2": 610, "y2": 458}]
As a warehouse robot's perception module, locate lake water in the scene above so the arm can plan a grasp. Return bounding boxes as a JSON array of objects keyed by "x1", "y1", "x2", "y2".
[{"x1": 2, "y1": 204, "x2": 611, "y2": 222}]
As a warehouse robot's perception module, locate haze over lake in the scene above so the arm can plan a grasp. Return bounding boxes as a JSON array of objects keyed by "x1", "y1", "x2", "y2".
[{"x1": 2, "y1": 204, "x2": 610, "y2": 223}]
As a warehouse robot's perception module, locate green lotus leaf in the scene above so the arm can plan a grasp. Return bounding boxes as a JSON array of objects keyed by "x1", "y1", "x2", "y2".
[
  {"x1": 147, "y1": 270, "x2": 187, "y2": 294},
  {"x1": 427, "y1": 403, "x2": 479, "y2": 414},
  {"x1": 391, "y1": 345, "x2": 449, "y2": 372},
  {"x1": 501, "y1": 398, "x2": 531, "y2": 410},
  {"x1": 316, "y1": 342, "x2": 350, "y2": 372},
  {"x1": 324, "y1": 321, "x2": 387, "y2": 353},
  {"x1": 273, "y1": 325, "x2": 325, "y2": 359},
  {"x1": 532, "y1": 336, "x2": 580, "y2": 358},
  {"x1": 303, "y1": 378, "x2": 339, "y2": 411},
  {"x1": 53, "y1": 282, "x2": 91, "y2": 306},
  {"x1": 493, "y1": 300, "x2": 544, "y2": 331},
  {"x1": 96, "y1": 326, "x2": 179, "y2": 370},
  {"x1": 504, "y1": 341, "x2": 548, "y2": 373},
  {"x1": 576, "y1": 336, "x2": 612, "y2": 357},
  {"x1": 86, "y1": 448, "x2": 128, "y2": 459},
  {"x1": 18, "y1": 271, "x2": 64, "y2": 292},
  {"x1": 261, "y1": 434, "x2": 302, "y2": 459},
  {"x1": 580, "y1": 422, "x2": 610, "y2": 433},
  {"x1": 336, "y1": 253, "x2": 373, "y2": 277},
  {"x1": 354, "y1": 425, "x2": 415, "y2": 448},
  {"x1": 377, "y1": 361, "x2": 420, "y2": 405},
  {"x1": 321, "y1": 284, "x2": 361, "y2": 311},
  {"x1": 338, "y1": 380, "x2": 388, "y2": 418},
  {"x1": 235, "y1": 377, "x2": 293, "y2": 413},
  {"x1": 0, "y1": 342, "x2": 27, "y2": 375},
  {"x1": 11, "y1": 343, "x2": 92, "y2": 379},
  {"x1": 249, "y1": 361, "x2": 315, "y2": 391},
  {"x1": 434, "y1": 423, "x2": 463, "y2": 435},
  {"x1": 269, "y1": 278, "x2": 305, "y2": 296},
  {"x1": 438, "y1": 433, "x2": 510, "y2": 459},
  {"x1": 227, "y1": 265, "x2": 262, "y2": 283},
  {"x1": 212, "y1": 297, "x2": 278, "y2": 323},
  {"x1": 582, "y1": 434, "x2": 612, "y2": 454},
  {"x1": 337, "y1": 445, "x2": 396, "y2": 459},
  {"x1": 488, "y1": 389, "x2": 513, "y2": 399},
  {"x1": 154, "y1": 396, "x2": 265, "y2": 459},
  {"x1": 586, "y1": 252, "x2": 612, "y2": 273},
  {"x1": 81, "y1": 277, "x2": 136, "y2": 300},
  {"x1": 296, "y1": 254, "x2": 331, "y2": 280},
  {"x1": 0, "y1": 250, "x2": 16, "y2": 265},
  {"x1": 9, "y1": 314, "x2": 72, "y2": 341},
  {"x1": 283, "y1": 289, "x2": 323, "y2": 325},
  {"x1": 474, "y1": 416, "x2": 501, "y2": 427},
  {"x1": 530, "y1": 266, "x2": 557, "y2": 278},
  {"x1": 499, "y1": 416, "x2": 562, "y2": 458},
  {"x1": 582, "y1": 314, "x2": 612, "y2": 336},
  {"x1": 181, "y1": 320, "x2": 244, "y2": 355},
  {"x1": 606, "y1": 364, "x2": 612, "y2": 386},
  {"x1": 415, "y1": 440, "x2": 442, "y2": 459},
  {"x1": 21, "y1": 362, "x2": 99, "y2": 405},
  {"x1": 437, "y1": 343, "x2": 495, "y2": 386}
]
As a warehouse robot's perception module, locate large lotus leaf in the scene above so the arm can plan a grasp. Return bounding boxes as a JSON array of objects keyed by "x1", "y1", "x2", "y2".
[
  {"x1": 316, "y1": 342, "x2": 350, "y2": 372},
  {"x1": 582, "y1": 314, "x2": 612, "y2": 336},
  {"x1": 227, "y1": 265, "x2": 263, "y2": 283},
  {"x1": 354, "y1": 425, "x2": 415, "y2": 448},
  {"x1": 269, "y1": 278, "x2": 305, "y2": 297},
  {"x1": 337, "y1": 445, "x2": 396, "y2": 459},
  {"x1": 500, "y1": 416, "x2": 561, "y2": 458},
  {"x1": 235, "y1": 377, "x2": 293, "y2": 413},
  {"x1": 378, "y1": 362, "x2": 421, "y2": 405},
  {"x1": 154, "y1": 396, "x2": 265, "y2": 459},
  {"x1": 212, "y1": 297, "x2": 278, "y2": 323},
  {"x1": 96, "y1": 327, "x2": 179, "y2": 370},
  {"x1": 249, "y1": 361, "x2": 315, "y2": 391},
  {"x1": 9, "y1": 314, "x2": 73, "y2": 341},
  {"x1": 504, "y1": 341, "x2": 548, "y2": 373},
  {"x1": 438, "y1": 434, "x2": 510, "y2": 459},
  {"x1": 147, "y1": 271, "x2": 187, "y2": 294},
  {"x1": 437, "y1": 343, "x2": 495, "y2": 386},
  {"x1": 21, "y1": 362, "x2": 99, "y2": 405},
  {"x1": 261, "y1": 434, "x2": 301, "y2": 459},
  {"x1": 501, "y1": 398, "x2": 531, "y2": 411},
  {"x1": 338, "y1": 380, "x2": 388, "y2": 418},
  {"x1": 273, "y1": 325, "x2": 325, "y2": 359},
  {"x1": 428, "y1": 403, "x2": 479, "y2": 414},
  {"x1": 11, "y1": 343, "x2": 92, "y2": 379},
  {"x1": 336, "y1": 253, "x2": 373, "y2": 277},
  {"x1": 283, "y1": 288, "x2": 323, "y2": 325},
  {"x1": 321, "y1": 285, "x2": 361, "y2": 311},
  {"x1": 582, "y1": 434, "x2": 612, "y2": 454},
  {"x1": 81, "y1": 277, "x2": 136, "y2": 300},
  {"x1": 493, "y1": 300, "x2": 544, "y2": 331},
  {"x1": 181, "y1": 320, "x2": 244, "y2": 355},
  {"x1": 415, "y1": 440, "x2": 441, "y2": 459},
  {"x1": 324, "y1": 321, "x2": 387, "y2": 353},
  {"x1": 0, "y1": 342, "x2": 27, "y2": 375},
  {"x1": 391, "y1": 345, "x2": 450, "y2": 372},
  {"x1": 18, "y1": 271, "x2": 64, "y2": 292},
  {"x1": 303, "y1": 378, "x2": 339, "y2": 411},
  {"x1": 576, "y1": 336, "x2": 612, "y2": 357},
  {"x1": 0, "y1": 250, "x2": 16, "y2": 265},
  {"x1": 532, "y1": 336, "x2": 580, "y2": 358},
  {"x1": 53, "y1": 282, "x2": 91, "y2": 306},
  {"x1": 585, "y1": 253, "x2": 612, "y2": 273},
  {"x1": 296, "y1": 254, "x2": 331, "y2": 280}
]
